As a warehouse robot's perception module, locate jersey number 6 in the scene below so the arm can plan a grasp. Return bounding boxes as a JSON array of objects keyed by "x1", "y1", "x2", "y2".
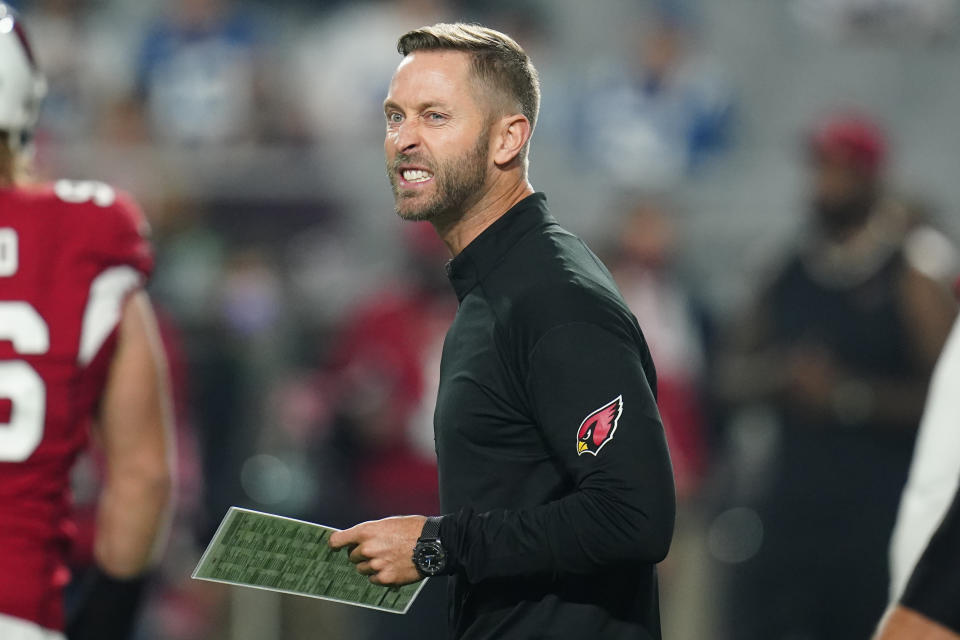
[
  {"x1": 1, "y1": 229, "x2": 48, "y2": 462},
  {"x1": 0, "y1": 298, "x2": 50, "y2": 461},
  {"x1": 0, "y1": 229, "x2": 50, "y2": 462}
]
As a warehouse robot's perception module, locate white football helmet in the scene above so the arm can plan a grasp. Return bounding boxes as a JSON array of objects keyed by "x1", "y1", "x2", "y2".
[{"x1": 0, "y1": 3, "x2": 46, "y2": 145}]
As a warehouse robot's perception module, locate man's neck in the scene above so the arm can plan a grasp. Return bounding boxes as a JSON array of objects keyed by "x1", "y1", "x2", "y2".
[
  {"x1": 0, "y1": 154, "x2": 13, "y2": 188},
  {"x1": 435, "y1": 177, "x2": 535, "y2": 257}
]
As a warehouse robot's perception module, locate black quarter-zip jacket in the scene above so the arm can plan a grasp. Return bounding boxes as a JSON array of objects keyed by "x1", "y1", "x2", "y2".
[{"x1": 433, "y1": 193, "x2": 676, "y2": 640}]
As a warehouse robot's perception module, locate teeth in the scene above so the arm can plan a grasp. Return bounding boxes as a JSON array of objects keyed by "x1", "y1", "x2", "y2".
[{"x1": 402, "y1": 169, "x2": 432, "y2": 183}]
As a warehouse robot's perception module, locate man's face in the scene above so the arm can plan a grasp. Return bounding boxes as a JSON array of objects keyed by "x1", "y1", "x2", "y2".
[
  {"x1": 384, "y1": 50, "x2": 493, "y2": 223},
  {"x1": 810, "y1": 154, "x2": 876, "y2": 234}
]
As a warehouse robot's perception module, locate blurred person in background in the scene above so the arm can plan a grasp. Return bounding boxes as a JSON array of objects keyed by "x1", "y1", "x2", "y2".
[
  {"x1": 201, "y1": 247, "x2": 291, "y2": 530},
  {"x1": 293, "y1": 0, "x2": 450, "y2": 144},
  {"x1": 888, "y1": 281, "x2": 960, "y2": 604},
  {"x1": 609, "y1": 195, "x2": 711, "y2": 501},
  {"x1": 875, "y1": 485, "x2": 960, "y2": 639},
  {"x1": 134, "y1": 0, "x2": 263, "y2": 145},
  {"x1": 608, "y1": 194, "x2": 715, "y2": 639},
  {"x1": 0, "y1": 5, "x2": 174, "y2": 640},
  {"x1": 874, "y1": 308, "x2": 960, "y2": 639},
  {"x1": 310, "y1": 221, "x2": 453, "y2": 639},
  {"x1": 577, "y1": 8, "x2": 734, "y2": 189},
  {"x1": 876, "y1": 506, "x2": 960, "y2": 640},
  {"x1": 791, "y1": 0, "x2": 958, "y2": 43},
  {"x1": 718, "y1": 111, "x2": 957, "y2": 639},
  {"x1": 21, "y1": 0, "x2": 133, "y2": 145},
  {"x1": 320, "y1": 222, "x2": 452, "y2": 524}
]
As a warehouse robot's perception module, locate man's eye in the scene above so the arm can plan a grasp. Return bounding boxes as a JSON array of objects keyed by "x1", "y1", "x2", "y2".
[
  {"x1": 426, "y1": 112, "x2": 446, "y2": 122},
  {"x1": 387, "y1": 112, "x2": 403, "y2": 124}
]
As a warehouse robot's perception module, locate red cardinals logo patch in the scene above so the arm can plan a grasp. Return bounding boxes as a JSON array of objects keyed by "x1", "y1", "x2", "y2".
[{"x1": 576, "y1": 396, "x2": 623, "y2": 456}]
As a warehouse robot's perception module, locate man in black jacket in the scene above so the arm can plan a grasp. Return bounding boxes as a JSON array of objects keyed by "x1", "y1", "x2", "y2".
[{"x1": 329, "y1": 23, "x2": 676, "y2": 640}]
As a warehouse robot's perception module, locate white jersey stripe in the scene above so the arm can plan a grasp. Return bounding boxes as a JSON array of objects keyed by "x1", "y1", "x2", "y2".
[
  {"x1": 77, "y1": 266, "x2": 142, "y2": 367},
  {"x1": 0, "y1": 612, "x2": 65, "y2": 640}
]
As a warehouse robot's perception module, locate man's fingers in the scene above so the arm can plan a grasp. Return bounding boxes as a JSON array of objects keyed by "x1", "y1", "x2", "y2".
[
  {"x1": 328, "y1": 517, "x2": 422, "y2": 587},
  {"x1": 369, "y1": 569, "x2": 394, "y2": 585},
  {"x1": 330, "y1": 521, "x2": 373, "y2": 549},
  {"x1": 349, "y1": 544, "x2": 371, "y2": 564},
  {"x1": 328, "y1": 527, "x2": 360, "y2": 550}
]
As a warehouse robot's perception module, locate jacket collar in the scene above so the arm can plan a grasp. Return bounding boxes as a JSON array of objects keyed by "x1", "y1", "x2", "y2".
[{"x1": 446, "y1": 192, "x2": 551, "y2": 301}]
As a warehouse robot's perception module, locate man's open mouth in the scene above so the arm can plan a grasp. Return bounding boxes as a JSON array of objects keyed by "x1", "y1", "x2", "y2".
[{"x1": 399, "y1": 166, "x2": 435, "y2": 186}]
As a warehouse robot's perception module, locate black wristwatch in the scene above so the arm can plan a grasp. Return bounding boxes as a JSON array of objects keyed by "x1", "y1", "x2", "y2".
[{"x1": 412, "y1": 516, "x2": 447, "y2": 577}]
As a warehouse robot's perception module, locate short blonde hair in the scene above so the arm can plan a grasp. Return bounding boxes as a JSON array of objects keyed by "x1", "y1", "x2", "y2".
[{"x1": 398, "y1": 23, "x2": 540, "y2": 156}]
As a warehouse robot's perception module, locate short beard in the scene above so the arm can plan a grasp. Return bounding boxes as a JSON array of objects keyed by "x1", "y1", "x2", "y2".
[
  {"x1": 812, "y1": 188, "x2": 877, "y2": 240},
  {"x1": 387, "y1": 130, "x2": 490, "y2": 225}
]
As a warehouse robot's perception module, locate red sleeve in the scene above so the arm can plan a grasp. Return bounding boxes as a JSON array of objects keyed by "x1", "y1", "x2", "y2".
[
  {"x1": 96, "y1": 190, "x2": 154, "y2": 281},
  {"x1": 70, "y1": 186, "x2": 155, "y2": 394}
]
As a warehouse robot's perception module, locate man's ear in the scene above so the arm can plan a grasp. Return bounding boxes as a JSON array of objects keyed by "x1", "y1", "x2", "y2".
[{"x1": 492, "y1": 114, "x2": 532, "y2": 167}]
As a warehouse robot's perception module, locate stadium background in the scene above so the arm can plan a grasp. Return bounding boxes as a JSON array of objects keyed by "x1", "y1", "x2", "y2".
[{"x1": 9, "y1": 0, "x2": 960, "y2": 638}]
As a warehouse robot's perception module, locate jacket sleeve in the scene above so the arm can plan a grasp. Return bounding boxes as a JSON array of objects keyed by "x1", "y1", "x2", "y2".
[
  {"x1": 439, "y1": 321, "x2": 676, "y2": 581},
  {"x1": 900, "y1": 479, "x2": 960, "y2": 632}
]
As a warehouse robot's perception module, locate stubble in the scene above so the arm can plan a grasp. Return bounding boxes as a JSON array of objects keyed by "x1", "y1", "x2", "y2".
[{"x1": 387, "y1": 130, "x2": 490, "y2": 224}]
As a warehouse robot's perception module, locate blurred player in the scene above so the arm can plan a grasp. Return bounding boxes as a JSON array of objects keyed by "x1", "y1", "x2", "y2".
[
  {"x1": 0, "y1": 5, "x2": 174, "y2": 640},
  {"x1": 718, "y1": 112, "x2": 956, "y2": 639},
  {"x1": 873, "y1": 310, "x2": 960, "y2": 639}
]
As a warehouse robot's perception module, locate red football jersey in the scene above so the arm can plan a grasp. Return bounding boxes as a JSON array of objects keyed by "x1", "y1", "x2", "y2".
[{"x1": 0, "y1": 180, "x2": 153, "y2": 631}]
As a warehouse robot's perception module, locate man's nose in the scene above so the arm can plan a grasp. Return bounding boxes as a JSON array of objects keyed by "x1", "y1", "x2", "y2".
[{"x1": 393, "y1": 120, "x2": 420, "y2": 154}]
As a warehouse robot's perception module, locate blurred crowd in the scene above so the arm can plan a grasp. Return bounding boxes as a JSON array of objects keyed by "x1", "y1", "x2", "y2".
[{"x1": 10, "y1": 0, "x2": 960, "y2": 638}]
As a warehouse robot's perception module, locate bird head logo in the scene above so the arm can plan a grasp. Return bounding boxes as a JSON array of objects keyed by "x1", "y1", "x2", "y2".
[{"x1": 576, "y1": 396, "x2": 623, "y2": 456}]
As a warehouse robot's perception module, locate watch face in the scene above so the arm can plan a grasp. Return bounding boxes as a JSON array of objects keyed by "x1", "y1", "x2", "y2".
[{"x1": 414, "y1": 540, "x2": 447, "y2": 576}]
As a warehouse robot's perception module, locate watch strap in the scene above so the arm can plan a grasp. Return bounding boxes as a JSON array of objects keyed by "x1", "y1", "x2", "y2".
[{"x1": 419, "y1": 516, "x2": 442, "y2": 541}]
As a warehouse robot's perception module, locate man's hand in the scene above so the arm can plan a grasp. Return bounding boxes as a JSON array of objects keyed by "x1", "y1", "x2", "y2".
[
  {"x1": 328, "y1": 515, "x2": 427, "y2": 586},
  {"x1": 785, "y1": 346, "x2": 839, "y2": 411},
  {"x1": 873, "y1": 605, "x2": 960, "y2": 640}
]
